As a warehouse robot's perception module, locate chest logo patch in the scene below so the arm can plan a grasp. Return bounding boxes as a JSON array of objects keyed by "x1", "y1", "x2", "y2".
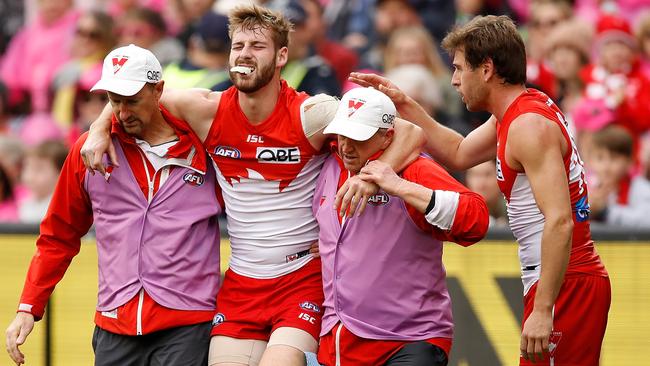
[
  {"x1": 367, "y1": 193, "x2": 390, "y2": 206},
  {"x1": 183, "y1": 173, "x2": 204, "y2": 186},
  {"x1": 214, "y1": 146, "x2": 241, "y2": 159},
  {"x1": 256, "y1": 147, "x2": 301, "y2": 164}
]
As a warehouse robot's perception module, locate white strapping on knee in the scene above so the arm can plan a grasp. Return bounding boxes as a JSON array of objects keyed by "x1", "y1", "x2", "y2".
[
  {"x1": 267, "y1": 327, "x2": 318, "y2": 353},
  {"x1": 208, "y1": 336, "x2": 266, "y2": 366}
]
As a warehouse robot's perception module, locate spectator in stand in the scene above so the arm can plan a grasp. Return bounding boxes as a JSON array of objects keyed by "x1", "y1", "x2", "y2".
[
  {"x1": 0, "y1": 0, "x2": 25, "y2": 56},
  {"x1": 385, "y1": 65, "x2": 442, "y2": 120},
  {"x1": 525, "y1": 0, "x2": 573, "y2": 100},
  {"x1": 320, "y1": 0, "x2": 375, "y2": 56},
  {"x1": 18, "y1": 140, "x2": 68, "y2": 224},
  {"x1": 364, "y1": 0, "x2": 427, "y2": 70},
  {"x1": 574, "y1": 13, "x2": 650, "y2": 167},
  {"x1": 0, "y1": 133, "x2": 24, "y2": 224},
  {"x1": 635, "y1": 11, "x2": 650, "y2": 78},
  {"x1": 51, "y1": 10, "x2": 116, "y2": 132},
  {"x1": 0, "y1": 136, "x2": 24, "y2": 191},
  {"x1": 544, "y1": 19, "x2": 593, "y2": 118},
  {"x1": 588, "y1": 124, "x2": 650, "y2": 228},
  {"x1": 0, "y1": 81, "x2": 16, "y2": 135},
  {"x1": 465, "y1": 160, "x2": 508, "y2": 228},
  {"x1": 383, "y1": 26, "x2": 463, "y2": 126},
  {"x1": 574, "y1": 0, "x2": 649, "y2": 25},
  {"x1": 106, "y1": 0, "x2": 166, "y2": 17},
  {"x1": 0, "y1": 0, "x2": 79, "y2": 115},
  {"x1": 163, "y1": 11, "x2": 232, "y2": 91},
  {"x1": 65, "y1": 65, "x2": 107, "y2": 146},
  {"x1": 170, "y1": 0, "x2": 217, "y2": 47},
  {"x1": 272, "y1": 0, "x2": 341, "y2": 96},
  {"x1": 0, "y1": 163, "x2": 18, "y2": 222},
  {"x1": 455, "y1": 0, "x2": 516, "y2": 25},
  {"x1": 302, "y1": 0, "x2": 359, "y2": 87},
  {"x1": 118, "y1": 7, "x2": 185, "y2": 66}
]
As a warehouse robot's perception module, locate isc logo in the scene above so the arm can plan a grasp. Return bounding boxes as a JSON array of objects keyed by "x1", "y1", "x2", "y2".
[
  {"x1": 214, "y1": 146, "x2": 241, "y2": 159},
  {"x1": 367, "y1": 193, "x2": 390, "y2": 206},
  {"x1": 183, "y1": 173, "x2": 204, "y2": 186},
  {"x1": 298, "y1": 312, "x2": 316, "y2": 324},
  {"x1": 256, "y1": 147, "x2": 300, "y2": 164}
]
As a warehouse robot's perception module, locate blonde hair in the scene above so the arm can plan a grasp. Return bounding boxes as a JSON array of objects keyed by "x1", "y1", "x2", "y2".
[
  {"x1": 384, "y1": 26, "x2": 449, "y2": 78},
  {"x1": 228, "y1": 4, "x2": 293, "y2": 50}
]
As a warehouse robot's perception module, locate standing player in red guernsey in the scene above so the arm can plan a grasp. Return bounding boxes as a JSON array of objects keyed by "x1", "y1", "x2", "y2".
[
  {"x1": 80, "y1": 5, "x2": 423, "y2": 366},
  {"x1": 351, "y1": 15, "x2": 610, "y2": 366}
]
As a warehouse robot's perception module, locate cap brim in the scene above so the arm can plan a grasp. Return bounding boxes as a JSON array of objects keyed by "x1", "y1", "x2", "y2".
[
  {"x1": 90, "y1": 78, "x2": 147, "y2": 96},
  {"x1": 323, "y1": 118, "x2": 378, "y2": 141}
]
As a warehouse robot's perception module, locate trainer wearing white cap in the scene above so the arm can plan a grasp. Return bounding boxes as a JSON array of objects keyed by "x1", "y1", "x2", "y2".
[
  {"x1": 313, "y1": 87, "x2": 489, "y2": 366},
  {"x1": 5, "y1": 44, "x2": 222, "y2": 366},
  {"x1": 91, "y1": 43, "x2": 163, "y2": 96}
]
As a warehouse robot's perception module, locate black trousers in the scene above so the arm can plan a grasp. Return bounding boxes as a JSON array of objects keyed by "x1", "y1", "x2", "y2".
[
  {"x1": 92, "y1": 322, "x2": 212, "y2": 366},
  {"x1": 384, "y1": 342, "x2": 448, "y2": 366}
]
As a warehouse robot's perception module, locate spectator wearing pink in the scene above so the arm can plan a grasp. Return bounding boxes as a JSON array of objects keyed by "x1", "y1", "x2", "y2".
[
  {"x1": 543, "y1": 19, "x2": 593, "y2": 120},
  {"x1": 0, "y1": 0, "x2": 79, "y2": 113},
  {"x1": 576, "y1": 13, "x2": 650, "y2": 165}
]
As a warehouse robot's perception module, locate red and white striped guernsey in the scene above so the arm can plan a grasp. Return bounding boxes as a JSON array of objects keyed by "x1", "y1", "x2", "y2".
[
  {"x1": 204, "y1": 80, "x2": 328, "y2": 279},
  {"x1": 495, "y1": 89, "x2": 608, "y2": 295}
]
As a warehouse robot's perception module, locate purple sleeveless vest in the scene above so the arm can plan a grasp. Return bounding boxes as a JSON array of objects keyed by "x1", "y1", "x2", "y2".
[
  {"x1": 313, "y1": 155, "x2": 453, "y2": 340},
  {"x1": 85, "y1": 138, "x2": 221, "y2": 311}
]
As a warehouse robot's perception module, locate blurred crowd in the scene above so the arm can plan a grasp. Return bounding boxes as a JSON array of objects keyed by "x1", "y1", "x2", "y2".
[{"x1": 0, "y1": 0, "x2": 649, "y2": 228}]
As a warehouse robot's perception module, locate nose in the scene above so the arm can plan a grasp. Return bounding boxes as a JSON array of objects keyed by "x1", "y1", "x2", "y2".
[
  {"x1": 118, "y1": 104, "x2": 131, "y2": 121},
  {"x1": 451, "y1": 71, "x2": 460, "y2": 87},
  {"x1": 239, "y1": 44, "x2": 254, "y2": 59}
]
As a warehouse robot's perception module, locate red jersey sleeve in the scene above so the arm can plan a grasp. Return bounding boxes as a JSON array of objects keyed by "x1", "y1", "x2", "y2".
[
  {"x1": 18, "y1": 133, "x2": 94, "y2": 320},
  {"x1": 402, "y1": 157, "x2": 489, "y2": 246}
]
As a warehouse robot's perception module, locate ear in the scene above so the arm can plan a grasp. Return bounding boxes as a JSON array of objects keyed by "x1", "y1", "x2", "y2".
[
  {"x1": 381, "y1": 129, "x2": 395, "y2": 150},
  {"x1": 153, "y1": 80, "x2": 164, "y2": 101},
  {"x1": 276, "y1": 46, "x2": 289, "y2": 68},
  {"x1": 482, "y1": 58, "x2": 496, "y2": 82}
]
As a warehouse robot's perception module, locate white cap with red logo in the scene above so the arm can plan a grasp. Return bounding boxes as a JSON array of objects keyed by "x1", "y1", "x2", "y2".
[
  {"x1": 324, "y1": 87, "x2": 396, "y2": 141},
  {"x1": 91, "y1": 44, "x2": 162, "y2": 96}
]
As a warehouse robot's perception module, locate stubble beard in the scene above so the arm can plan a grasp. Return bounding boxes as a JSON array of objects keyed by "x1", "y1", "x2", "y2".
[{"x1": 230, "y1": 58, "x2": 276, "y2": 94}]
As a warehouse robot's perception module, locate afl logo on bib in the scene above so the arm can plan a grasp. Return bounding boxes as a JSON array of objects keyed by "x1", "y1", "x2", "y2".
[
  {"x1": 183, "y1": 173, "x2": 204, "y2": 186},
  {"x1": 367, "y1": 193, "x2": 390, "y2": 206}
]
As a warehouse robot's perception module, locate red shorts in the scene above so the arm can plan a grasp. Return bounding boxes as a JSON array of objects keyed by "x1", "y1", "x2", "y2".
[
  {"x1": 210, "y1": 258, "x2": 324, "y2": 341},
  {"x1": 318, "y1": 322, "x2": 452, "y2": 366},
  {"x1": 520, "y1": 274, "x2": 611, "y2": 366}
]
